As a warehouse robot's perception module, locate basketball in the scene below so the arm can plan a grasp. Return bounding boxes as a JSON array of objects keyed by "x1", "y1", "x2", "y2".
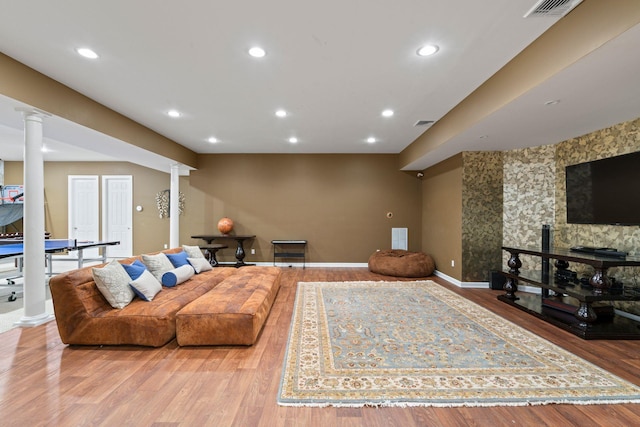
[{"x1": 217, "y1": 217, "x2": 234, "y2": 234}]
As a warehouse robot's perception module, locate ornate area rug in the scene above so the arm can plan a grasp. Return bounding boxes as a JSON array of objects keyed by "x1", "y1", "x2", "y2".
[{"x1": 278, "y1": 280, "x2": 640, "y2": 407}]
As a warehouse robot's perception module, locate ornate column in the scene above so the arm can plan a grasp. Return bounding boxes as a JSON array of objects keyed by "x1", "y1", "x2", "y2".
[
  {"x1": 169, "y1": 163, "x2": 180, "y2": 248},
  {"x1": 15, "y1": 108, "x2": 54, "y2": 327}
]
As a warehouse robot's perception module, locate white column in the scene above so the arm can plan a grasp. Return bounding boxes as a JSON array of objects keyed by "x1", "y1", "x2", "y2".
[
  {"x1": 15, "y1": 108, "x2": 54, "y2": 327},
  {"x1": 169, "y1": 163, "x2": 180, "y2": 248}
]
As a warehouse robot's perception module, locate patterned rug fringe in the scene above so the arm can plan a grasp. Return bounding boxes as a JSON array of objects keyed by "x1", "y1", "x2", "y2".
[{"x1": 278, "y1": 398, "x2": 640, "y2": 408}]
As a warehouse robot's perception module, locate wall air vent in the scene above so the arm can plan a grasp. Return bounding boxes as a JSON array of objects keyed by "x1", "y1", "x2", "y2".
[
  {"x1": 414, "y1": 120, "x2": 434, "y2": 127},
  {"x1": 524, "y1": 0, "x2": 583, "y2": 18}
]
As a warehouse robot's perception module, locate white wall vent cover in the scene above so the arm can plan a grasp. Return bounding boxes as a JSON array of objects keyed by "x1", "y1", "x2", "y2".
[
  {"x1": 414, "y1": 120, "x2": 435, "y2": 127},
  {"x1": 392, "y1": 228, "x2": 408, "y2": 250},
  {"x1": 524, "y1": 0, "x2": 583, "y2": 18}
]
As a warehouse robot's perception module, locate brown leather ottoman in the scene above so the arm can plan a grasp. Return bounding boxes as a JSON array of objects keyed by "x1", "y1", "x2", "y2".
[{"x1": 175, "y1": 266, "x2": 281, "y2": 346}]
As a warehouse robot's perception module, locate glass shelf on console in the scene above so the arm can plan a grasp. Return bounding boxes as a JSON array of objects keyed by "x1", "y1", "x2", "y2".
[
  {"x1": 501, "y1": 268, "x2": 640, "y2": 302},
  {"x1": 503, "y1": 245, "x2": 640, "y2": 266}
]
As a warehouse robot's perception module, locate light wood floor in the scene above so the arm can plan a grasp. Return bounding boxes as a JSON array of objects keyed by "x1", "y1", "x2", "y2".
[{"x1": 0, "y1": 268, "x2": 639, "y2": 426}]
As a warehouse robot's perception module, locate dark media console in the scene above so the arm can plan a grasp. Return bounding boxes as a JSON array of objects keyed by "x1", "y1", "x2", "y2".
[{"x1": 498, "y1": 245, "x2": 640, "y2": 340}]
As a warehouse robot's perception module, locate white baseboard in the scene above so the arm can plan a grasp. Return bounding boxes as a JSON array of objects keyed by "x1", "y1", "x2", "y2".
[
  {"x1": 252, "y1": 262, "x2": 369, "y2": 268},
  {"x1": 434, "y1": 270, "x2": 489, "y2": 288}
]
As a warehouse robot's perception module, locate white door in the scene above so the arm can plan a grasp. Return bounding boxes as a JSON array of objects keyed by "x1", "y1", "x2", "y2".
[
  {"x1": 68, "y1": 175, "x2": 99, "y2": 258},
  {"x1": 102, "y1": 175, "x2": 132, "y2": 258}
]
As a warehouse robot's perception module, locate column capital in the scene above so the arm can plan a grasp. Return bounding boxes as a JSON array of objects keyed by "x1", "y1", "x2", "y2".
[{"x1": 15, "y1": 107, "x2": 51, "y2": 122}]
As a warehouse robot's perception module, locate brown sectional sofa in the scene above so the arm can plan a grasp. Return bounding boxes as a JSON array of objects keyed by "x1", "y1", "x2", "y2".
[{"x1": 49, "y1": 248, "x2": 282, "y2": 347}]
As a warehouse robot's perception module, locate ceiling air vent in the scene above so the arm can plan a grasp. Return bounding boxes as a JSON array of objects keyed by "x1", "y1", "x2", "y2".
[
  {"x1": 414, "y1": 120, "x2": 434, "y2": 127},
  {"x1": 523, "y1": 0, "x2": 583, "y2": 18}
]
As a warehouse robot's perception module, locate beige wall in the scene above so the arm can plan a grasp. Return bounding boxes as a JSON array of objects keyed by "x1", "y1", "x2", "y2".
[
  {"x1": 420, "y1": 154, "x2": 462, "y2": 279},
  {"x1": 6, "y1": 154, "x2": 422, "y2": 263},
  {"x1": 188, "y1": 154, "x2": 422, "y2": 263}
]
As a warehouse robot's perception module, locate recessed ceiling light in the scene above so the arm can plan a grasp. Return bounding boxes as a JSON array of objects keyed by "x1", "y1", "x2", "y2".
[
  {"x1": 288, "y1": 137, "x2": 298, "y2": 143},
  {"x1": 416, "y1": 44, "x2": 439, "y2": 56},
  {"x1": 248, "y1": 46, "x2": 266, "y2": 58},
  {"x1": 76, "y1": 47, "x2": 99, "y2": 59},
  {"x1": 367, "y1": 137, "x2": 376, "y2": 143},
  {"x1": 275, "y1": 109, "x2": 287, "y2": 117},
  {"x1": 544, "y1": 99, "x2": 560, "y2": 106},
  {"x1": 167, "y1": 109, "x2": 181, "y2": 118},
  {"x1": 382, "y1": 109, "x2": 394, "y2": 117},
  {"x1": 207, "y1": 137, "x2": 218, "y2": 143}
]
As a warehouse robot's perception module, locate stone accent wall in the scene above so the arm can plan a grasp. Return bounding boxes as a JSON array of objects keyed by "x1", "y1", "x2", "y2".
[
  {"x1": 554, "y1": 117, "x2": 640, "y2": 314},
  {"x1": 501, "y1": 117, "x2": 640, "y2": 315},
  {"x1": 461, "y1": 151, "x2": 503, "y2": 282},
  {"x1": 502, "y1": 144, "x2": 556, "y2": 272}
]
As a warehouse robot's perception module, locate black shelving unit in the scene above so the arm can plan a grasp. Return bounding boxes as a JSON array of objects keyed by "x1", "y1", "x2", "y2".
[{"x1": 272, "y1": 240, "x2": 307, "y2": 268}]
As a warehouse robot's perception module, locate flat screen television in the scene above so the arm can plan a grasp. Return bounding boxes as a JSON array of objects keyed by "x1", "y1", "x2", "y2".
[{"x1": 565, "y1": 151, "x2": 640, "y2": 225}]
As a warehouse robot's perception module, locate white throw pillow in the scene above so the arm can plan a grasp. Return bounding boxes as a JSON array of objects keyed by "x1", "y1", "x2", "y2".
[
  {"x1": 92, "y1": 260, "x2": 135, "y2": 309},
  {"x1": 182, "y1": 244, "x2": 206, "y2": 259},
  {"x1": 142, "y1": 252, "x2": 175, "y2": 282},
  {"x1": 188, "y1": 257, "x2": 213, "y2": 274},
  {"x1": 129, "y1": 269, "x2": 162, "y2": 301},
  {"x1": 161, "y1": 264, "x2": 195, "y2": 287}
]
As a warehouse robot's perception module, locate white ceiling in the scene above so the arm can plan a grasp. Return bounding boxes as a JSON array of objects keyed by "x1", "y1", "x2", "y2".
[{"x1": 0, "y1": 1, "x2": 639, "y2": 173}]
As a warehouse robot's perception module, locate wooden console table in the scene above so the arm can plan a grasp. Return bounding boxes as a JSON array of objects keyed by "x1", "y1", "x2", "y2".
[
  {"x1": 191, "y1": 235, "x2": 255, "y2": 267},
  {"x1": 498, "y1": 245, "x2": 640, "y2": 339},
  {"x1": 272, "y1": 240, "x2": 307, "y2": 268}
]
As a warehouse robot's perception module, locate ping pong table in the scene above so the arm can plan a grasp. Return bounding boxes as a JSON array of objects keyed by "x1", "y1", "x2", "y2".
[{"x1": 0, "y1": 238, "x2": 120, "y2": 285}]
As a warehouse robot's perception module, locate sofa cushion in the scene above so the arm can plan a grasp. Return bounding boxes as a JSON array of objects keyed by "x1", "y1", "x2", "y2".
[
  {"x1": 121, "y1": 259, "x2": 147, "y2": 280},
  {"x1": 166, "y1": 250, "x2": 190, "y2": 268},
  {"x1": 176, "y1": 266, "x2": 281, "y2": 346},
  {"x1": 162, "y1": 264, "x2": 195, "y2": 287},
  {"x1": 188, "y1": 257, "x2": 213, "y2": 274},
  {"x1": 130, "y1": 269, "x2": 162, "y2": 301},
  {"x1": 142, "y1": 252, "x2": 175, "y2": 281},
  {"x1": 92, "y1": 260, "x2": 135, "y2": 309},
  {"x1": 182, "y1": 244, "x2": 206, "y2": 259}
]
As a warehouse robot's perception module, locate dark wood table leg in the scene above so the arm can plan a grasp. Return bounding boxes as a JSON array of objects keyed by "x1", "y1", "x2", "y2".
[
  {"x1": 233, "y1": 238, "x2": 247, "y2": 267},
  {"x1": 590, "y1": 267, "x2": 611, "y2": 295},
  {"x1": 503, "y1": 251, "x2": 521, "y2": 300},
  {"x1": 205, "y1": 248, "x2": 219, "y2": 266},
  {"x1": 503, "y1": 277, "x2": 519, "y2": 300},
  {"x1": 575, "y1": 301, "x2": 598, "y2": 325}
]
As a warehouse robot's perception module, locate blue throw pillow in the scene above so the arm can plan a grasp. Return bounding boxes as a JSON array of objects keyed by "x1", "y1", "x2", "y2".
[
  {"x1": 121, "y1": 259, "x2": 147, "y2": 280},
  {"x1": 161, "y1": 265, "x2": 195, "y2": 287},
  {"x1": 166, "y1": 250, "x2": 190, "y2": 268}
]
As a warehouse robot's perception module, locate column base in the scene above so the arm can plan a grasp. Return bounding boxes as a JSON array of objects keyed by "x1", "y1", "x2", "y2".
[{"x1": 14, "y1": 312, "x2": 55, "y2": 328}]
